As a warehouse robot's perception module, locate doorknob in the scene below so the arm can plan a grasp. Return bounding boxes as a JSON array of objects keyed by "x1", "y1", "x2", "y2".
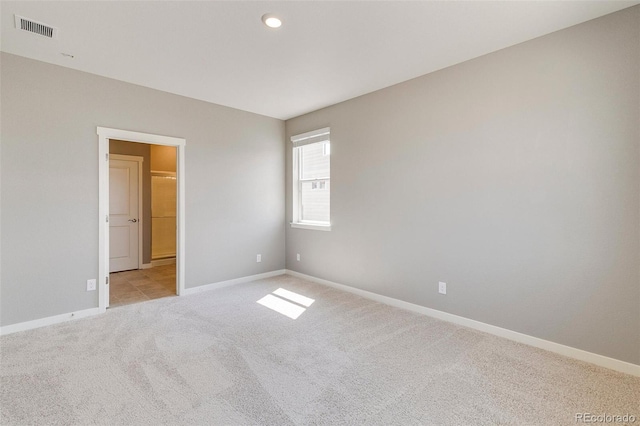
[{"x1": 128, "y1": 219, "x2": 138, "y2": 223}]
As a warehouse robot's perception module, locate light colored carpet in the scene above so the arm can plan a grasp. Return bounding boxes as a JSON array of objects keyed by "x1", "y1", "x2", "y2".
[{"x1": 1, "y1": 274, "x2": 638, "y2": 425}]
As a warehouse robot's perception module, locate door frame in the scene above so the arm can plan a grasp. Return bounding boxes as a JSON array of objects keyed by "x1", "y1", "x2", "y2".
[
  {"x1": 97, "y1": 127, "x2": 186, "y2": 312},
  {"x1": 109, "y1": 154, "x2": 144, "y2": 273}
]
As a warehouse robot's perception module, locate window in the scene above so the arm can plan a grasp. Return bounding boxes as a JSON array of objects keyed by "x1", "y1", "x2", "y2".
[{"x1": 291, "y1": 127, "x2": 331, "y2": 231}]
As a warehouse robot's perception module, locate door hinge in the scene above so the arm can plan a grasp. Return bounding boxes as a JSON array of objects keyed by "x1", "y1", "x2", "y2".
[
  {"x1": 106, "y1": 276, "x2": 109, "y2": 285},
  {"x1": 106, "y1": 215, "x2": 109, "y2": 223},
  {"x1": 105, "y1": 153, "x2": 109, "y2": 161}
]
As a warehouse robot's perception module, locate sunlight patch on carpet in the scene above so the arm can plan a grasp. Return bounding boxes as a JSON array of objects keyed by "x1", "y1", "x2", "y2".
[
  {"x1": 257, "y1": 288, "x2": 315, "y2": 319},
  {"x1": 257, "y1": 294, "x2": 306, "y2": 319},
  {"x1": 273, "y1": 288, "x2": 315, "y2": 307}
]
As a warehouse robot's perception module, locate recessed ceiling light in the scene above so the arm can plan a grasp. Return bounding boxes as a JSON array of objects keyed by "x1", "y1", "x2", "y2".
[{"x1": 261, "y1": 13, "x2": 282, "y2": 29}]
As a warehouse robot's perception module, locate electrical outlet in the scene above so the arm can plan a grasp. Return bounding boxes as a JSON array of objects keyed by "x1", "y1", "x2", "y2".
[
  {"x1": 87, "y1": 279, "x2": 97, "y2": 291},
  {"x1": 296, "y1": 253, "x2": 300, "y2": 261},
  {"x1": 256, "y1": 254, "x2": 262, "y2": 263},
  {"x1": 438, "y1": 281, "x2": 447, "y2": 295}
]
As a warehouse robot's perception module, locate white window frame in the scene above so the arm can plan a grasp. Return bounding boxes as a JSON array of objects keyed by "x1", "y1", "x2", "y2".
[{"x1": 291, "y1": 127, "x2": 331, "y2": 231}]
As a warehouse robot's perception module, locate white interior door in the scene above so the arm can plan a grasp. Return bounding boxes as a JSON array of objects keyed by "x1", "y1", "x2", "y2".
[{"x1": 109, "y1": 158, "x2": 140, "y2": 273}]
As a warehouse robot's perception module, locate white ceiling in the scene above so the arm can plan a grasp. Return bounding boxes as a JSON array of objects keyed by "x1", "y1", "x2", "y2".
[{"x1": 1, "y1": 1, "x2": 637, "y2": 120}]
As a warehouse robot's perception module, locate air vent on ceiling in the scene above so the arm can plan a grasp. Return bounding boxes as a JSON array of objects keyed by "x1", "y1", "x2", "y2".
[{"x1": 14, "y1": 15, "x2": 58, "y2": 39}]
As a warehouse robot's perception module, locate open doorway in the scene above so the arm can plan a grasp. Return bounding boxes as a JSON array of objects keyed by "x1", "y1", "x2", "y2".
[
  {"x1": 107, "y1": 141, "x2": 177, "y2": 307},
  {"x1": 97, "y1": 127, "x2": 186, "y2": 312}
]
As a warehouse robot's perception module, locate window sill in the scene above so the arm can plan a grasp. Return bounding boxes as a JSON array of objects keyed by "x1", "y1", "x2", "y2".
[{"x1": 290, "y1": 222, "x2": 332, "y2": 231}]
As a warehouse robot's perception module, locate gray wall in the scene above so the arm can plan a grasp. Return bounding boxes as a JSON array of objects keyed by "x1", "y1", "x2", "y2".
[
  {"x1": 109, "y1": 140, "x2": 152, "y2": 264},
  {"x1": 285, "y1": 7, "x2": 640, "y2": 364},
  {"x1": 1, "y1": 53, "x2": 285, "y2": 326}
]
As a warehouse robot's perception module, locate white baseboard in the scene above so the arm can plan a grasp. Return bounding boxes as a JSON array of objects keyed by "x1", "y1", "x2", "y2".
[
  {"x1": 151, "y1": 258, "x2": 176, "y2": 267},
  {"x1": 0, "y1": 307, "x2": 103, "y2": 336},
  {"x1": 182, "y1": 269, "x2": 286, "y2": 296},
  {"x1": 141, "y1": 263, "x2": 153, "y2": 270},
  {"x1": 0, "y1": 269, "x2": 286, "y2": 335},
  {"x1": 286, "y1": 269, "x2": 640, "y2": 377}
]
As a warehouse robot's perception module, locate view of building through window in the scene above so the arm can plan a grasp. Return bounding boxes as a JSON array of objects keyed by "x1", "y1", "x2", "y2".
[{"x1": 298, "y1": 140, "x2": 330, "y2": 223}]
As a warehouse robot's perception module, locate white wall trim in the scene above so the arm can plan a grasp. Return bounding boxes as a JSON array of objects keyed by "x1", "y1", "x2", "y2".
[
  {"x1": 97, "y1": 127, "x2": 186, "y2": 147},
  {"x1": 182, "y1": 270, "x2": 286, "y2": 296},
  {"x1": 141, "y1": 263, "x2": 153, "y2": 270},
  {"x1": 0, "y1": 308, "x2": 102, "y2": 336},
  {"x1": 0, "y1": 270, "x2": 284, "y2": 335},
  {"x1": 290, "y1": 222, "x2": 332, "y2": 231},
  {"x1": 285, "y1": 269, "x2": 640, "y2": 377},
  {"x1": 97, "y1": 127, "x2": 186, "y2": 311}
]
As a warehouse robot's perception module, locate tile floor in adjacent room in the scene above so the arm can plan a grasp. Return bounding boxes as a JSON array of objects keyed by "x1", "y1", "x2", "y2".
[{"x1": 109, "y1": 263, "x2": 176, "y2": 308}]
